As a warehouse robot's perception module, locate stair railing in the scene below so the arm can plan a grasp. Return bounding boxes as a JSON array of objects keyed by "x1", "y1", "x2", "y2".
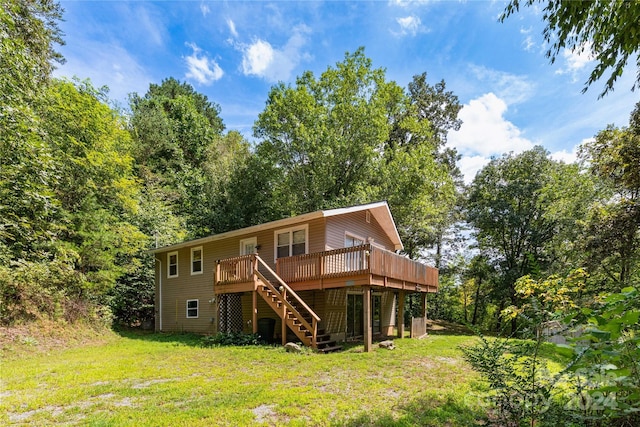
[{"x1": 254, "y1": 255, "x2": 319, "y2": 347}]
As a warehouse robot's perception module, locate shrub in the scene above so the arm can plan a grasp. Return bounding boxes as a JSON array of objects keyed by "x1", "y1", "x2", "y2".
[{"x1": 201, "y1": 332, "x2": 262, "y2": 347}]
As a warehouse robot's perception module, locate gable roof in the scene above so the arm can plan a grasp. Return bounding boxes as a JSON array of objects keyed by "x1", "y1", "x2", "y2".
[{"x1": 149, "y1": 201, "x2": 403, "y2": 254}]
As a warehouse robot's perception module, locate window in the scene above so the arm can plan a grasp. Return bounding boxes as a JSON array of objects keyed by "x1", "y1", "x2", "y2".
[
  {"x1": 191, "y1": 246, "x2": 203, "y2": 275},
  {"x1": 274, "y1": 225, "x2": 308, "y2": 260},
  {"x1": 168, "y1": 251, "x2": 178, "y2": 278},
  {"x1": 345, "y1": 233, "x2": 366, "y2": 271},
  {"x1": 186, "y1": 299, "x2": 198, "y2": 318},
  {"x1": 239, "y1": 237, "x2": 257, "y2": 256},
  {"x1": 345, "y1": 233, "x2": 365, "y2": 247}
]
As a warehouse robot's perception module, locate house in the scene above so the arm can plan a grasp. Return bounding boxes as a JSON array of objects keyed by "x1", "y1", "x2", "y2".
[{"x1": 150, "y1": 201, "x2": 438, "y2": 352}]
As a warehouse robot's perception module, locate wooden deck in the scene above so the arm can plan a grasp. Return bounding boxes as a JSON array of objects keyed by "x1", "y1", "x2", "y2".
[{"x1": 215, "y1": 245, "x2": 438, "y2": 294}]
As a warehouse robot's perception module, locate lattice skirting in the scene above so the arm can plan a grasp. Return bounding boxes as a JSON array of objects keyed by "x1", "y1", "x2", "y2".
[{"x1": 218, "y1": 293, "x2": 243, "y2": 333}]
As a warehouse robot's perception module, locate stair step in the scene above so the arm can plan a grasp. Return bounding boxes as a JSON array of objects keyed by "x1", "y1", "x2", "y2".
[
  {"x1": 315, "y1": 333, "x2": 332, "y2": 342},
  {"x1": 316, "y1": 345, "x2": 343, "y2": 353},
  {"x1": 316, "y1": 339, "x2": 337, "y2": 348}
]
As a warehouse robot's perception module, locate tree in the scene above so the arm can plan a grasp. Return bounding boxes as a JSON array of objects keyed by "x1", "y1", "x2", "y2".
[
  {"x1": 253, "y1": 48, "x2": 405, "y2": 215},
  {"x1": 466, "y1": 147, "x2": 565, "y2": 332},
  {"x1": 0, "y1": 0, "x2": 64, "y2": 262},
  {"x1": 252, "y1": 49, "x2": 460, "y2": 266},
  {"x1": 129, "y1": 78, "x2": 230, "y2": 238},
  {"x1": 41, "y1": 78, "x2": 146, "y2": 296},
  {"x1": 384, "y1": 72, "x2": 464, "y2": 265},
  {"x1": 501, "y1": 0, "x2": 640, "y2": 97},
  {"x1": 578, "y1": 102, "x2": 640, "y2": 289}
]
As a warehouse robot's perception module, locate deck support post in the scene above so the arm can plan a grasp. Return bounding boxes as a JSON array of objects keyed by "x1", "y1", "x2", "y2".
[
  {"x1": 364, "y1": 286, "x2": 372, "y2": 352},
  {"x1": 397, "y1": 291, "x2": 405, "y2": 338},
  {"x1": 252, "y1": 290, "x2": 258, "y2": 334},
  {"x1": 420, "y1": 292, "x2": 427, "y2": 318}
]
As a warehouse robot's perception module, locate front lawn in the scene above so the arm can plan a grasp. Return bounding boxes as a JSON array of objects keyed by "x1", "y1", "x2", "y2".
[{"x1": 1, "y1": 330, "x2": 488, "y2": 426}]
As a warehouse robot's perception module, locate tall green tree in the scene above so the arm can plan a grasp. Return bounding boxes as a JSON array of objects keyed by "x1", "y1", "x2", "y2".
[
  {"x1": 129, "y1": 78, "x2": 230, "y2": 238},
  {"x1": 466, "y1": 147, "x2": 567, "y2": 331},
  {"x1": 579, "y1": 102, "x2": 640, "y2": 289},
  {"x1": 501, "y1": 0, "x2": 640, "y2": 97},
  {"x1": 41, "y1": 78, "x2": 146, "y2": 296},
  {"x1": 251, "y1": 48, "x2": 460, "y2": 267},
  {"x1": 253, "y1": 48, "x2": 404, "y2": 215},
  {"x1": 0, "y1": 0, "x2": 64, "y2": 262}
]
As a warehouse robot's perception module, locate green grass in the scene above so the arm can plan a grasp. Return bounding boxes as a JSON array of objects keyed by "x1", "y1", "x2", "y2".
[{"x1": 1, "y1": 330, "x2": 489, "y2": 426}]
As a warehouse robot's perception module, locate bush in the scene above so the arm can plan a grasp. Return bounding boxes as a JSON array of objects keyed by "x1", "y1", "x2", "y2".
[
  {"x1": 461, "y1": 334, "x2": 561, "y2": 427},
  {"x1": 201, "y1": 332, "x2": 262, "y2": 347},
  {"x1": 0, "y1": 259, "x2": 85, "y2": 324},
  {"x1": 108, "y1": 257, "x2": 155, "y2": 327}
]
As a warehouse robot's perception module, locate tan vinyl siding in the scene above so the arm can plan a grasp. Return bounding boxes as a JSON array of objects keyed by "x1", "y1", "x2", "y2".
[
  {"x1": 157, "y1": 244, "x2": 216, "y2": 333},
  {"x1": 325, "y1": 210, "x2": 395, "y2": 251},
  {"x1": 154, "y1": 217, "x2": 327, "y2": 334}
]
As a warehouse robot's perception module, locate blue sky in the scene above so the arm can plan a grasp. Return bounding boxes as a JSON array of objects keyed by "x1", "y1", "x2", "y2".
[{"x1": 55, "y1": 1, "x2": 639, "y2": 182}]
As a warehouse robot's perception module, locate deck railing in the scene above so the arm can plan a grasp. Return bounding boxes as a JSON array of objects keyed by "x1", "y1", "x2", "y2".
[
  {"x1": 216, "y1": 254, "x2": 255, "y2": 284},
  {"x1": 276, "y1": 244, "x2": 438, "y2": 289}
]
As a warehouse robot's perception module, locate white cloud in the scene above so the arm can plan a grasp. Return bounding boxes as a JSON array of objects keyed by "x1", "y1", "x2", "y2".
[
  {"x1": 388, "y1": 0, "x2": 432, "y2": 7},
  {"x1": 184, "y1": 43, "x2": 224, "y2": 85},
  {"x1": 135, "y1": 5, "x2": 165, "y2": 47},
  {"x1": 469, "y1": 65, "x2": 534, "y2": 105},
  {"x1": 242, "y1": 39, "x2": 274, "y2": 76},
  {"x1": 239, "y1": 25, "x2": 311, "y2": 82},
  {"x1": 395, "y1": 16, "x2": 426, "y2": 37},
  {"x1": 550, "y1": 139, "x2": 590, "y2": 164},
  {"x1": 522, "y1": 35, "x2": 535, "y2": 52},
  {"x1": 200, "y1": 2, "x2": 210, "y2": 17},
  {"x1": 458, "y1": 155, "x2": 491, "y2": 184},
  {"x1": 555, "y1": 42, "x2": 595, "y2": 82},
  {"x1": 227, "y1": 18, "x2": 238, "y2": 38},
  {"x1": 564, "y1": 42, "x2": 594, "y2": 72},
  {"x1": 550, "y1": 147, "x2": 578, "y2": 164},
  {"x1": 448, "y1": 93, "x2": 536, "y2": 183}
]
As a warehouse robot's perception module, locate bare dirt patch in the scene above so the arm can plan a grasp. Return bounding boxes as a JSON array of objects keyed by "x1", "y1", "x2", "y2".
[{"x1": 252, "y1": 404, "x2": 277, "y2": 423}]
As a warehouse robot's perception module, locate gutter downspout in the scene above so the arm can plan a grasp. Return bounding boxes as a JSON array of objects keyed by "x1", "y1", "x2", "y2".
[{"x1": 155, "y1": 257, "x2": 162, "y2": 331}]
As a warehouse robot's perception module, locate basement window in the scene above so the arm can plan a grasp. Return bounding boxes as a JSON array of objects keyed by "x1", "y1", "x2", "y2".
[{"x1": 186, "y1": 299, "x2": 198, "y2": 318}]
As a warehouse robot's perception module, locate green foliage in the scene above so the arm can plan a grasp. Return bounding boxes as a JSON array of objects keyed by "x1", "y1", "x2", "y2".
[
  {"x1": 0, "y1": 0, "x2": 64, "y2": 102},
  {"x1": 461, "y1": 335, "x2": 561, "y2": 427},
  {"x1": 501, "y1": 0, "x2": 640, "y2": 97},
  {"x1": 0, "y1": 0, "x2": 64, "y2": 263},
  {"x1": 0, "y1": 258, "x2": 115, "y2": 324},
  {"x1": 253, "y1": 47, "x2": 401, "y2": 214},
  {"x1": 242, "y1": 47, "x2": 460, "y2": 265},
  {"x1": 108, "y1": 255, "x2": 155, "y2": 327},
  {"x1": 578, "y1": 104, "x2": 640, "y2": 290},
  {"x1": 201, "y1": 332, "x2": 262, "y2": 347},
  {"x1": 564, "y1": 287, "x2": 640, "y2": 424},
  {"x1": 466, "y1": 147, "x2": 574, "y2": 332},
  {"x1": 467, "y1": 271, "x2": 640, "y2": 426}
]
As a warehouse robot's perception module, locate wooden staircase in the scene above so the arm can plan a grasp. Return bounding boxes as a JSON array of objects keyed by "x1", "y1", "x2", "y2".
[{"x1": 253, "y1": 256, "x2": 342, "y2": 352}]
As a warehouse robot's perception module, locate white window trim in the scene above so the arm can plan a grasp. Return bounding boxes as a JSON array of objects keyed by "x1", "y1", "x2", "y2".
[
  {"x1": 190, "y1": 246, "x2": 203, "y2": 275},
  {"x1": 344, "y1": 231, "x2": 366, "y2": 247},
  {"x1": 186, "y1": 299, "x2": 199, "y2": 318},
  {"x1": 274, "y1": 224, "x2": 309, "y2": 262},
  {"x1": 239, "y1": 237, "x2": 258, "y2": 255},
  {"x1": 167, "y1": 251, "x2": 178, "y2": 278}
]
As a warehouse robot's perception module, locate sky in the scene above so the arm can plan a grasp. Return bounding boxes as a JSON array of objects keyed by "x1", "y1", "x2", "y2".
[{"x1": 54, "y1": 0, "x2": 639, "y2": 183}]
